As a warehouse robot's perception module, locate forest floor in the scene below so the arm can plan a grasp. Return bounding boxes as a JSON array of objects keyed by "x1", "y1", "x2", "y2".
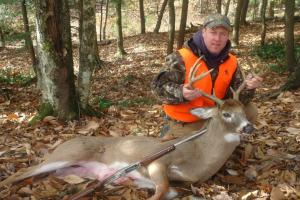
[{"x1": 0, "y1": 20, "x2": 300, "y2": 200}]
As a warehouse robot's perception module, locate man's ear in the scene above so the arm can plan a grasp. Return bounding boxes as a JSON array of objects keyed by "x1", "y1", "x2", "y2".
[{"x1": 190, "y1": 107, "x2": 217, "y2": 119}]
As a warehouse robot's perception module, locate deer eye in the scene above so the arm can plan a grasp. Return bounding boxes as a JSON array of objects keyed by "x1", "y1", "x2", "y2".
[{"x1": 222, "y1": 112, "x2": 231, "y2": 118}]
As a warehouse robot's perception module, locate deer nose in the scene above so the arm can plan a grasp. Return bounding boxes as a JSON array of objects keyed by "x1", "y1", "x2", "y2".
[{"x1": 242, "y1": 123, "x2": 254, "y2": 134}]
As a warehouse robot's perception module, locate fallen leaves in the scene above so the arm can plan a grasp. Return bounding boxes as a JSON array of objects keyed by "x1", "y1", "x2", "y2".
[{"x1": 1, "y1": 22, "x2": 300, "y2": 200}]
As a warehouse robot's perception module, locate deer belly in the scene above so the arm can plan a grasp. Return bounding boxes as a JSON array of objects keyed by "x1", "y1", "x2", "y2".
[{"x1": 54, "y1": 161, "x2": 155, "y2": 189}]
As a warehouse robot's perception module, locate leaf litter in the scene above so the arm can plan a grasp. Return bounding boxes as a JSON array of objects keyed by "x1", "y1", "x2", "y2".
[{"x1": 0, "y1": 21, "x2": 300, "y2": 199}]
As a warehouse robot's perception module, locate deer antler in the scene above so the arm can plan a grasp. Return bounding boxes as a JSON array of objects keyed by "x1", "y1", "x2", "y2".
[
  {"x1": 187, "y1": 56, "x2": 214, "y2": 88},
  {"x1": 231, "y1": 54, "x2": 256, "y2": 100},
  {"x1": 187, "y1": 56, "x2": 224, "y2": 106}
]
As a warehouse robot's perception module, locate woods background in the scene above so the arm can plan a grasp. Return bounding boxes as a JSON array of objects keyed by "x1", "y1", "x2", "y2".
[{"x1": 1, "y1": 0, "x2": 300, "y2": 199}]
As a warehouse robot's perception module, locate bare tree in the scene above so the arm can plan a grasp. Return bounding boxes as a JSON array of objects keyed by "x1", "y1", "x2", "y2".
[
  {"x1": 78, "y1": 0, "x2": 101, "y2": 111},
  {"x1": 252, "y1": 0, "x2": 258, "y2": 21},
  {"x1": 154, "y1": 0, "x2": 168, "y2": 33},
  {"x1": 167, "y1": 0, "x2": 175, "y2": 54},
  {"x1": 139, "y1": 0, "x2": 146, "y2": 34},
  {"x1": 260, "y1": 0, "x2": 267, "y2": 45},
  {"x1": 34, "y1": 0, "x2": 78, "y2": 120},
  {"x1": 216, "y1": 0, "x2": 222, "y2": 13},
  {"x1": 103, "y1": 0, "x2": 109, "y2": 40},
  {"x1": 21, "y1": 0, "x2": 37, "y2": 72},
  {"x1": 177, "y1": 0, "x2": 189, "y2": 49},
  {"x1": 224, "y1": 0, "x2": 231, "y2": 16},
  {"x1": 0, "y1": 26, "x2": 4, "y2": 50},
  {"x1": 269, "y1": 0, "x2": 300, "y2": 96},
  {"x1": 232, "y1": 0, "x2": 243, "y2": 47},
  {"x1": 99, "y1": 0, "x2": 104, "y2": 41},
  {"x1": 284, "y1": 0, "x2": 297, "y2": 72},
  {"x1": 113, "y1": 0, "x2": 126, "y2": 56},
  {"x1": 268, "y1": 0, "x2": 274, "y2": 19},
  {"x1": 240, "y1": 0, "x2": 249, "y2": 25}
]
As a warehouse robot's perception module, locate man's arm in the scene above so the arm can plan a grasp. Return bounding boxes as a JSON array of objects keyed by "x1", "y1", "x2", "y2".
[{"x1": 151, "y1": 52, "x2": 187, "y2": 104}]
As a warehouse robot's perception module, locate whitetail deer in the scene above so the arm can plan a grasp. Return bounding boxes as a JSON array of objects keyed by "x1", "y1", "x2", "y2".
[{"x1": 0, "y1": 63, "x2": 254, "y2": 200}]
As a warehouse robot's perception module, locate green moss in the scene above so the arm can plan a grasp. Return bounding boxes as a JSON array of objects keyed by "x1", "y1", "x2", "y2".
[{"x1": 29, "y1": 102, "x2": 54, "y2": 125}]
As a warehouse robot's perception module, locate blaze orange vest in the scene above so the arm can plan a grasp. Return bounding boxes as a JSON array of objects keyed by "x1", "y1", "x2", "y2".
[{"x1": 163, "y1": 48, "x2": 238, "y2": 122}]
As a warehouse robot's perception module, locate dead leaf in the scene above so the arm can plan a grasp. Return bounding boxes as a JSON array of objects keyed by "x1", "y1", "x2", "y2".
[
  {"x1": 270, "y1": 186, "x2": 285, "y2": 200},
  {"x1": 61, "y1": 175, "x2": 86, "y2": 184},
  {"x1": 280, "y1": 170, "x2": 296, "y2": 185},
  {"x1": 77, "y1": 120, "x2": 100, "y2": 134},
  {"x1": 7, "y1": 113, "x2": 18, "y2": 120},
  {"x1": 17, "y1": 186, "x2": 33, "y2": 195},
  {"x1": 244, "y1": 166, "x2": 257, "y2": 181},
  {"x1": 43, "y1": 116, "x2": 60, "y2": 126}
]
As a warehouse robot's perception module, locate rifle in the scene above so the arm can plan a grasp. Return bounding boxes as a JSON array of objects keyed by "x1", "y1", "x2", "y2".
[{"x1": 68, "y1": 128, "x2": 207, "y2": 200}]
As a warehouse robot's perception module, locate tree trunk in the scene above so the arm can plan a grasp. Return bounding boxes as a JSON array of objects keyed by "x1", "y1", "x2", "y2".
[
  {"x1": 216, "y1": 0, "x2": 222, "y2": 13},
  {"x1": 153, "y1": 0, "x2": 168, "y2": 33},
  {"x1": 99, "y1": 0, "x2": 104, "y2": 41},
  {"x1": 260, "y1": 0, "x2": 267, "y2": 45},
  {"x1": 34, "y1": 0, "x2": 78, "y2": 120},
  {"x1": 103, "y1": 0, "x2": 109, "y2": 40},
  {"x1": 177, "y1": 0, "x2": 188, "y2": 49},
  {"x1": 284, "y1": 0, "x2": 296, "y2": 72},
  {"x1": 252, "y1": 0, "x2": 257, "y2": 21},
  {"x1": 232, "y1": 0, "x2": 243, "y2": 47},
  {"x1": 268, "y1": 0, "x2": 274, "y2": 19},
  {"x1": 224, "y1": 0, "x2": 231, "y2": 16},
  {"x1": 139, "y1": 0, "x2": 146, "y2": 34},
  {"x1": 0, "y1": 26, "x2": 5, "y2": 50},
  {"x1": 78, "y1": 0, "x2": 100, "y2": 109},
  {"x1": 240, "y1": 0, "x2": 249, "y2": 25},
  {"x1": 167, "y1": 0, "x2": 175, "y2": 54},
  {"x1": 21, "y1": 0, "x2": 37, "y2": 72},
  {"x1": 115, "y1": 0, "x2": 126, "y2": 56}
]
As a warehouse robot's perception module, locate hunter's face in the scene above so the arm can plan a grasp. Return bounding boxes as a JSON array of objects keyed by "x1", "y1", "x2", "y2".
[{"x1": 202, "y1": 26, "x2": 229, "y2": 55}]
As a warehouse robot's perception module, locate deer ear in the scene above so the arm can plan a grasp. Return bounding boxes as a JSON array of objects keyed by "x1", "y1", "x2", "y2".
[{"x1": 190, "y1": 107, "x2": 217, "y2": 119}]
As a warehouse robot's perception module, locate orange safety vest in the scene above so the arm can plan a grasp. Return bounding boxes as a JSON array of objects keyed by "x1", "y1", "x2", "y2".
[{"x1": 163, "y1": 48, "x2": 238, "y2": 122}]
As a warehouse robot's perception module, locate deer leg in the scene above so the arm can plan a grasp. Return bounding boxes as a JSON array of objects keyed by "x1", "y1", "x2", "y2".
[{"x1": 147, "y1": 162, "x2": 169, "y2": 200}]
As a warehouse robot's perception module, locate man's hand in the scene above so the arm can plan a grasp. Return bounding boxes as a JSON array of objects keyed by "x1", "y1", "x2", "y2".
[
  {"x1": 245, "y1": 74, "x2": 263, "y2": 89},
  {"x1": 182, "y1": 85, "x2": 202, "y2": 101}
]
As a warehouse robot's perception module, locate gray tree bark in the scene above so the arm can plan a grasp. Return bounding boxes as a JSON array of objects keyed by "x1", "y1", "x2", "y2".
[
  {"x1": 232, "y1": 0, "x2": 243, "y2": 47},
  {"x1": 103, "y1": 0, "x2": 109, "y2": 40},
  {"x1": 99, "y1": 0, "x2": 104, "y2": 41},
  {"x1": 268, "y1": 0, "x2": 274, "y2": 19},
  {"x1": 260, "y1": 0, "x2": 267, "y2": 45},
  {"x1": 34, "y1": 0, "x2": 78, "y2": 120},
  {"x1": 240, "y1": 0, "x2": 249, "y2": 25},
  {"x1": 284, "y1": 0, "x2": 297, "y2": 72},
  {"x1": 78, "y1": 0, "x2": 100, "y2": 109},
  {"x1": 154, "y1": 0, "x2": 168, "y2": 33},
  {"x1": 167, "y1": 0, "x2": 175, "y2": 54},
  {"x1": 0, "y1": 26, "x2": 5, "y2": 50},
  {"x1": 216, "y1": 0, "x2": 222, "y2": 13},
  {"x1": 139, "y1": 0, "x2": 146, "y2": 34},
  {"x1": 21, "y1": 0, "x2": 37, "y2": 72},
  {"x1": 115, "y1": 0, "x2": 126, "y2": 56},
  {"x1": 224, "y1": 0, "x2": 231, "y2": 16},
  {"x1": 177, "y1": 0, "x2": 188, "y2": 49}
]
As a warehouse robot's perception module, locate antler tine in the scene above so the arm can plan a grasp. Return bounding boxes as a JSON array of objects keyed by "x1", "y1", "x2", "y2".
[
  {"x1": 189, "y1": 68, "x2": 214, "y2": 88},
  {"x1": 231, "y1": 62, "x2": 249, "y2": 100},
  {"x1": 188, "y1": 56, "x2": 215, "y2": 88},
  {"x1": 233, "y1": 53, "x2": 259, "y2": 100},
  {"x1": 188, "y1": 55, "x2": 203, "y2": 87},
  {"x1": 245, "y1": 54, "x2": 256, "y2": 76}
]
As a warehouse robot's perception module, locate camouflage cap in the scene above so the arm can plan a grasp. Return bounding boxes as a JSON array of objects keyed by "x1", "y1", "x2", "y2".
[{"x1": 203, "y1": 14, "x2": 231, "y2": 31}]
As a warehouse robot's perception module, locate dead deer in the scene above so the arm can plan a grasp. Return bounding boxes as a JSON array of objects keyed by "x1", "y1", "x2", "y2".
[{"x1": 0, "y1": 66, "x2": 254, "y2": 200}]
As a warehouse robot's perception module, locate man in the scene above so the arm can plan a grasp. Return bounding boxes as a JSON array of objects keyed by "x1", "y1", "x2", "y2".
[{"x1": 152, "y1": 14, "x2": 263, "y2": 138}]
